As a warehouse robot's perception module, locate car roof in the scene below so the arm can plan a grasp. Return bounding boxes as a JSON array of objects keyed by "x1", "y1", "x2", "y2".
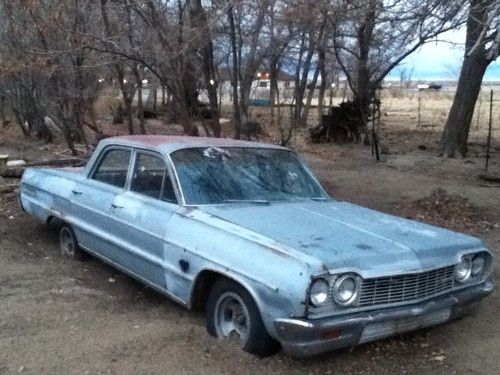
[{"x1": 100, "y1": 135, "x2": 287, "y2": 155}]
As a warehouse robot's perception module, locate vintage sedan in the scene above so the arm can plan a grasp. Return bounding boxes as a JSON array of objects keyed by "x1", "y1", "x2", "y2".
[{"x1": 19, "y1": 136, "x2": 494, "y2": 357}]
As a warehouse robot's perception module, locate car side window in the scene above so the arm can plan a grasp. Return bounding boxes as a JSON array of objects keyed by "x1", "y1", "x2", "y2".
[
  {"x1": 130, "y1": 152, "x2": 177, "y2": 203},
  {"x1": 92, "y1": 149, "x2": 131, "y2": 188}
]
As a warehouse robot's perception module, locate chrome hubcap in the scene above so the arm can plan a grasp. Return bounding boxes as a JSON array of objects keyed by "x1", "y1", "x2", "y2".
[
  {"x1": 214, "y1": 292, "x2": 250, "y2": 345},
  {"x1": 60, "y1": 227, "x2": 75, "y2": 256}
]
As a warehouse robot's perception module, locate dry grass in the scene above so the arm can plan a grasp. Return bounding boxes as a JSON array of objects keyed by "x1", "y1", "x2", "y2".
[
  {"x1": 93, "y1": 87, "x2": 121, "y2": 120},
  {"x1": 380, "y1": 90, "x2": 500, "y2": 138},
  {"x1": 1, "y1": 88, "x2": 499, "y2": 156},
  {"x1": 397, "y1": 188, "x2": 494, "y2": 234}
]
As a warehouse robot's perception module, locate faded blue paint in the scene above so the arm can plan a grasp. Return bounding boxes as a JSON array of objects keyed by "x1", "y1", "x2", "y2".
[
  {"x1": 19, "y1": 135, "x2": 494, "y2": 356},
  {"x1": 200, "y1": 200, "x2": 485, "y2": 278}
]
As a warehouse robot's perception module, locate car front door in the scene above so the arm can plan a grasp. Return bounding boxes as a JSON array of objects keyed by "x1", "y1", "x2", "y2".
[
  {"x1": 109, "y1": 150, "x2": 179, "y2": 290},
  {"x1": 70, "y1": 147, "x2": 132, "y2": 262}
]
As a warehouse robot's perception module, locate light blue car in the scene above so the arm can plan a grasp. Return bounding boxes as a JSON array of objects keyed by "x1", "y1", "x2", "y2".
[{"x1": 19, "y1": 135, "x2": 494, "y2": 357}]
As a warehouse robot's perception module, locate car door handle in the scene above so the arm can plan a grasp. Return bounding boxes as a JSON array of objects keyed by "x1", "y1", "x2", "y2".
[
  {"x1": 111, "y1": 203, "x2": 123, "y2": 209},
  {"x1": 71, "y1": 190, "x2": 83, "y2": 195}
]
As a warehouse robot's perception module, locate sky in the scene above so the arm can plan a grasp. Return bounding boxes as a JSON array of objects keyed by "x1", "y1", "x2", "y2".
[{"x1": 388, "y1": 29, "x2": 500, "y2": 82}]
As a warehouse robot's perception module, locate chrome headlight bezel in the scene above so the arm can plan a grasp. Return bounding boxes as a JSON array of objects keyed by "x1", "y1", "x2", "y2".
[
  {"x1": 455, "y1": 257, "x2": 472, "y2": 282},
  {"x1": 471, "y1": 254, "x2": 486, "y2": 277},
  {"x1": 455, "y1": 251, "x2": 492, "y2": 284},
  {"x1": 308, "y1": 278, "x2": 330, "y2": 307},
  {"x1": 332, "y1": 274, "x2": 361, "y2": 307}
]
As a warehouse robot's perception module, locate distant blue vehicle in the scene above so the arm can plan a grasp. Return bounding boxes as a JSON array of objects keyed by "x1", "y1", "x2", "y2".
[
  {"x1": 19, "y1": 136, "x2": 494, "y2": 357},
  {"x1": 249, "y1": 98, "x2": 272, "y2": 106}
]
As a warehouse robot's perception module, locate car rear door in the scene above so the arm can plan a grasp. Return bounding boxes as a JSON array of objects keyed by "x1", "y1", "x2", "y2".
[{"x1": 109, "y1": 150, "x2": 179, "y2": 290}]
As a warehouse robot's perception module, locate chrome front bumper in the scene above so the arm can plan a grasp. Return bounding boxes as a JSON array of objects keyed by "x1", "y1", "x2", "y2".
[{"x1": 274, "y1": 280, "x2": 494, "y2": 357}]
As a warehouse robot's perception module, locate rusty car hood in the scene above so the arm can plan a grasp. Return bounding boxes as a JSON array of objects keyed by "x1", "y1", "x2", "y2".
[{"x1": 198, "y1": 200, "x2": 484, "y2": 277}]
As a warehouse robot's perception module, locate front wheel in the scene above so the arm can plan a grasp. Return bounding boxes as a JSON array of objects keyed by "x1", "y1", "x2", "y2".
[{"x1": 205, "y1": 278, "x2": 278, "y2": 356}]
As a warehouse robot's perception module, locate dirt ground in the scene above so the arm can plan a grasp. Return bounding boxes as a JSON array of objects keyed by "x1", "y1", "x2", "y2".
[{"x1": 1, "y1": 109, "x2": 499, "y2": 374}]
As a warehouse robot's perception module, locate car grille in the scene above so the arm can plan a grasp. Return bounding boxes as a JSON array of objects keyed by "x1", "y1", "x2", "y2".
[{"x1": 358, "y1": 266, "x2": 455, "y2": 307}]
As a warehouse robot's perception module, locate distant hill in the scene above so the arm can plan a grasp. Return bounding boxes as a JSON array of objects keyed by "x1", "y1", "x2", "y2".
[{"x1": 389, "y1": 60, "x2": 500, "y2": 82}]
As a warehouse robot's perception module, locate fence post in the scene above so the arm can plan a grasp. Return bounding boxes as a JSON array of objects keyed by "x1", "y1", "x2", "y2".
[
  {"x1": 485, "y1": 89, "x2": 493, "y2": 172},
  {"x1": 417, "y1": 90, "x2": 422, "y2": 127}
]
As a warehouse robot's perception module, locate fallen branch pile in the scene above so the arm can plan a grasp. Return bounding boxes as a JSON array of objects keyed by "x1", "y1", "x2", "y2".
[{"x1": 1, "y1": 157, "x2": 86, "y2": 178}]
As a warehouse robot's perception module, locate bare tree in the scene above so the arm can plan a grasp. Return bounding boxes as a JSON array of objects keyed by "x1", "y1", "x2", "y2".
[
  {"x1": 100, "y1": 0, "x2": 138, "y2": 135},
  {"x1": 292, "y1": 11, "x2": 327, "y2": 128},
  {"x1": 226, "y1": 2, "x2": 242, "y2": 138},
  {"x1": 0, "y1": 0, "x2": 104, "y2": 153},
  {"x1": 0, "y1": 0, "x2": 474, "y2": 151},
  {"x1": 219, "y1": 0, "x2": 274, "y2": 137},
  {"x1": 265, "y1": 1, "x2": 295, "y2": 144},
  {"x1": 188, "y1": 0, "x2": 221, "y2": 136},
  {"x1": 332, "y1": 0, "x2": 467, "y2": 140},
  {"x1": 441, "y1": 0, "x2": 500, "y2": 157}
]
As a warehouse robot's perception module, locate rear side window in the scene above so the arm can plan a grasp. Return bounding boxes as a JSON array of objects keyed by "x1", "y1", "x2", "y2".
[
  {"x1": 92, "y1": 149, "x2": 131, "y2": 188},
  {"x1": 130, "y1": 153, "x2": 177, "y2": 203}
]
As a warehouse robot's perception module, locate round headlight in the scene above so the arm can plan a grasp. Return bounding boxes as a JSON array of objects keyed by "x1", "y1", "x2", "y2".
[
  {"x1": 471, "y1": 255, "x2": 485, "y2": 276},
  {"x1": 455, "y1": 257, "x2": 472, "y2": 282},
  {"x1": 309, "y1": 279, "x2": 329, "y2": 306},
  {"x1": 333, "y1": 275, "x2": 359, "y2": 306}
]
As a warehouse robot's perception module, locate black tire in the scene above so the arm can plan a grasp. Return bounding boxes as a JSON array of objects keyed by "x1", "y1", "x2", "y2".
[
  {"x1": 59, "y1": 224, "x2": 87, "y2": 261},
  {"x1": 206, "y1": 278, "x2": 279, "y2": 357}
]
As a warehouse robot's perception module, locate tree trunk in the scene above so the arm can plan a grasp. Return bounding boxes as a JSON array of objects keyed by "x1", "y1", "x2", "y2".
[
  {"x1": 134, "y1": 67, "x2": 146, "y2": 134},
  {"x1": 301, "y1": 65, "x2": 320, "y2": 127},
  {"x1": 12, "y1": 109, "x2": 30, "y2": 137},
  {"x1": 269, "y1": 57, "x2": 279, "y2": 128},
  {"x1": 294, "y1": 19, "x2": 325, "y2": 128},
  {"x1": 440, "y1": 57, "x2": 488, "y2": 156},
  {"x1": 355, "y1": 50, "x2": 373, "y2": 141},
  {"x1": 124, "y1": 0, "x2": 145, "y2": 135},
  {"x1": 59, "y1": 97, "x2": 77, "y2": 155},
  {"x1": 124, "y1": 96, "x2": 134, "y2": 135},
  {"x1": 440, "y1": 0, "x2": 492, "y2": 157},
  {"x1": 227, "y1": 5, "x2": 241, "y2": 139},
  {"x1": 0, "y1": 95, "x2": 5, "y2": 126},
  {"x1": 317, "y1": 47, "x2": 327, "y2": 119},
  {"x1": 292, "y1": 33, "x2": 306, "y2": 124},
  {"x1": 350, "y1": 0, "x2": 376, "y2": 143},
  {"x1": 236, "y1": 3, "x2": 266, "y2": 121},
  {"x1": 190, "y1": 0, "x2": 220, "y2": 137},
  {"x1": 152, "y1": 87, "x2": 157, "y2": 115},
  {"x1": 173, "y1": 94, "x2": 197, "y2": 136},
  {"x1": 294, "y1": 42, "x2": 315, "y2": 127},
  {"x1": 101, "y1": 0, "x2": 134, "y2": 135}
]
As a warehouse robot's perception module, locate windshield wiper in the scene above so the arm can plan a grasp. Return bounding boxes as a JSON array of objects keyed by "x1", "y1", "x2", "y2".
[{"x1": 222, "y1": 199, "x2": 270, "y2": 205}]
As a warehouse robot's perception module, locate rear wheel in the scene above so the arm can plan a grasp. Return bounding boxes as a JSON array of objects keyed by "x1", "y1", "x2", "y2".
[
  {"x1": 59, "y1": 225, "x2": 86, "y2": 261},
  {"x1": 206, "y1": 278, "x2": 278, "y2": 356}
]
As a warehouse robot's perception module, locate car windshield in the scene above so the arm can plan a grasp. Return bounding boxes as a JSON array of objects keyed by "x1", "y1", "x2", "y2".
[{"x1": 171, "y1": 147, "x2": 327, "y2": 205}]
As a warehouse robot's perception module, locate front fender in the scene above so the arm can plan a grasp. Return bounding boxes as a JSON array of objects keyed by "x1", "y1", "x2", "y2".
[{"x1": 165, "y1": 209, "x2": 319, "y2": 337}]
